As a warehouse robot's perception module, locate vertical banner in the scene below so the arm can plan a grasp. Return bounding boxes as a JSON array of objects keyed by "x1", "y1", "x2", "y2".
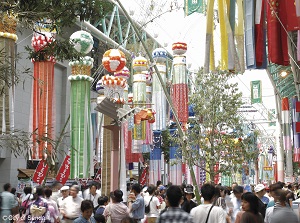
[
  {"x1": 32, "y1": 160, "x2": 49, "y2": 185},
  {"x1": 251, "y1": 80, "x2": 262, "y2": 104},
  {"x1": 55, "y1": 155, "x2": 71, "y2": 185},
  {"x1": 184, "y1": 0, "x2": 204, "y2": 16}
]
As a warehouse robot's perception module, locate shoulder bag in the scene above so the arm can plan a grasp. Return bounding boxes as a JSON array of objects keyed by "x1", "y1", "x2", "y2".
[{"x1": 205, "y1": 205, "x2": 214, "y2": 223}]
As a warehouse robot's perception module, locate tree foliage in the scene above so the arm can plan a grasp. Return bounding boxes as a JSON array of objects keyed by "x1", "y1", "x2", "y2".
[
  {"x1": 0, "y1": 0, "x2": 114, "y2": 61},
  {"x1": 185, "y1": 70, "x2": 254, "y2": 179}
]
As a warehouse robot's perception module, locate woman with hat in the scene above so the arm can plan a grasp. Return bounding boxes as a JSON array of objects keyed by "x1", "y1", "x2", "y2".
[
  {"x1": 103, "y1": 189, "x2": 129, "y2": 223},
  {"x1": 181, "y1": 184, "x2": 197, "y2": 213}
]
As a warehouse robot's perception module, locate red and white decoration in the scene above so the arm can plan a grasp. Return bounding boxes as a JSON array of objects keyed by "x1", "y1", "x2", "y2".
[{"x1": 102, "y1": 49, "x2": 126, "y2": 73}]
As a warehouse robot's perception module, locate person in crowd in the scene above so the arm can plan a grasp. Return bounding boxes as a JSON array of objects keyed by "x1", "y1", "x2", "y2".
[
  {"x1": 230, "y1": 185, "x2": 243, "y2": 223},
  {"x1": 21, "y1": 187, "x2": 33, "y2": 203},
  {"x1": 269, "y1": 189, "x2": 298, "y2": 223},
  {"x1": 51, "y1": 181, "x2": 62, "y2": 203},
  {"x1": 71, "y1": 182, "x2": 83, "y2": 198},
  {"x1": 236, "y1": 192, "x2": 263, "y2": 223},
  {"x1": 60, "y1": 185, "x2": 83, "y2": 222},
  {"x1": 293, "y1": 183, "x2": 300, "y2": 199},
  {"x1": 214, "y1": 185, "x2": 226, "y2": 210},
  {"x1": 190, "y1": 183, "x2": 226, "y2": 223},
  {"x1": 254, "y1": 184, "x2": 268, "y2": 218},
  {"x1": 181, "y1": 184, "x2": 197, "y2": 213},
  {"x1": 127, "y1": 184, "x2": 144, "y2": 223},
  {"x1": 10, "y1": 187, "x2": 20, "y2": 216},
  {"x1": 74, "y1": 200, "x2": 95, "y2": 223},
  {"x1": 267, "y1": 183, "x2": 282, "y2": 208},
  {"x1": 93, "y1": 214, "x2": 105, "y2": 223},
  {"x1": 84, "y1": 184, "x2": 101, "y2": 209},
  {"x1": 158, "y1": 186, "x2": 166, "y2": 200},
  {"x1": 121, "y1": 216, "x2": 135, "y2": 223},
  {"x1": 1, "y1": 183, "x2": 19, "y2": 223},
  {"x1": 57, "y1": 186, "x2": 69, "y2": 208},
  {"x1": 95, "y1": 196, "x2": 108, "y2": 215},
  {"x1": 44, "y1": 188, "x2": 60, "y2": 223},
  {"x1": 144, "y1": 185, "x2": 160, "y2": 223},
  {"x1": 24, "y1": 186, "x2": 51, "y2": 223},
  {"x1": 229, "y1": 182, "x2": 238, "y2": 199},
  {"x1": 103, "y1": 189, "x2": 129, "y2": 223},
  {"x1": 156, "y1": 185, "x2": 193, "y2": 223}
]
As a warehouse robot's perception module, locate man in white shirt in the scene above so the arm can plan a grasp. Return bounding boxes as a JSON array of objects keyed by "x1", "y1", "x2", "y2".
[
  {"x1": 144, "y1": 185, "x2": 160, "y2": 223},
  {"x1": 190, "y1": 183, "x2": 226, "y2": 223},
  {"x1": 60, "y1": 185, "x2": 83, "y2": 223},
  {"x1": 84, "y1": 183, "x2": 101, "y2": 208},
  {"x1": 57, "y1": 186, "x2": 70, "y2": 208},
  {"x1": 230, "y1": 186, "x2": 243, "y2": 223}
]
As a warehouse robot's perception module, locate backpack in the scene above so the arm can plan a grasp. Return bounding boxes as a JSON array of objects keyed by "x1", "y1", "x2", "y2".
[{"x1": 145, "y1": 196, "x2": 154, "y2": 214}]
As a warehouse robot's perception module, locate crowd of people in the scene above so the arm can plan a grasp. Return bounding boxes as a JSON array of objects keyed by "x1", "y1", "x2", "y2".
[{"x1": 0, "y1": 180, "x2": 299, "y2": 223}]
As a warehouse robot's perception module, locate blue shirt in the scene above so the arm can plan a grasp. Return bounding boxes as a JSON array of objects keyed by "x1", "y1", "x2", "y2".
[
  {"x1": 261, "y1": 196, "x2": 269, "y2": 205},
  {"x1": 74, "y1": 216, "x2": 96, "y2": 223},
  {"x1": 131, "y1": 194, "x2": 144, "y2": 219}
]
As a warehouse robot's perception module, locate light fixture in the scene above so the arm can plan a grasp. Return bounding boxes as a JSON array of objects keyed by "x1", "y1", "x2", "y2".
[{"x1": 280, "y1": 70, "x2": 289, "y2": 78}]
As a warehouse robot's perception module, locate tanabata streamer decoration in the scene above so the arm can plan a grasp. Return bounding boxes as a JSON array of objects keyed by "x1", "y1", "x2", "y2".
[
  {"x1": 171, "y1": 42, "x2": 189, "y2": 130},
  {"x1": 0, "y1": 14, "x2": 17, "y2": 135},
  {"x1": 132, "y1": 55, "x2": 148, "y2": 152},
  {"x1": 152, "y1": 48, "x2": 167, "y2": 130},
  {"x1": 102, "y1": 49, "x2": 126, "y2": 73},
  {"x1": 143, "y1": 71, "x2": 153, "y2": 153},
  {"x1": 169, "y1": 129, "x2": 182, "y2": 185},
  {"x1": 282, "y1": 97, "x2": 292, "y2": 151},
  {"x1": 149, "y1": 130, "x2": 161, "y2": 184},
  {"x1": 292, "y1": 96, "x2": 300, "y2": 162},
  {"x1": 30, "y1": 21, "x2": 56, "y2": 160},
  {"x1": 101, "y1": 75, "x2": 127, "y2": 104},
  {"x1": 69, "y1": 31, "x2": 94, "y2": 179}
]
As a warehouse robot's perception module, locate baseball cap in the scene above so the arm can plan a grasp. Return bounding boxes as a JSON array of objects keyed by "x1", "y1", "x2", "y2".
[
  {"x1": 159, "y1": 185, "x2": 166, "y2": 191},
  {"x1": 254, "y1": 184, "x2": 265, "y2": 193}
]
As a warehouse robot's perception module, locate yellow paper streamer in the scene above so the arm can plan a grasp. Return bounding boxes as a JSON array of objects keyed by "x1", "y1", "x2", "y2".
[
  {"x1": 235, "y1": 0, "x2": 245, "y2": 73},
  {"x1": 204, "y1": 0, "x2": 215, "y2": 73},
  {"x1": 218, "y1": 0, "x2": 228, "y2": 70}
]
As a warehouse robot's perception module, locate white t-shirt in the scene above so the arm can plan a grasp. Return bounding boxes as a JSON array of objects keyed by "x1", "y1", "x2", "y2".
[
  {"x1": 144, "y1": 195, "x2": 160, "y2": 217},
  {"x1": 190, "y1": 204, "x2": 227, "y2": 223}
]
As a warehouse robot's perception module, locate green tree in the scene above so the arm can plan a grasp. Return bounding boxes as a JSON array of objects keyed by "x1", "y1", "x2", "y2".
[{"x1": 186, "y1": 70, "x2": 252, "y2": 180}]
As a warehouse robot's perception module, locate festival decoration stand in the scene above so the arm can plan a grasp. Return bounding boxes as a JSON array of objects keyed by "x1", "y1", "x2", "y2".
[
  {"x1": 31, "y1": 23, "x2": 56, "y2": 159},
  {"x1": 0, "y1": 14, "x2": 17, "y2": 136},
  {"x1": 69, "y1": 30, "x2": 94, "y2": 179}
]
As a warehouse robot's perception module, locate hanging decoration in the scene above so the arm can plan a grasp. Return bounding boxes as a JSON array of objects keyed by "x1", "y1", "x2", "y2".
[
  {"x1": 169, "y1": 129, "x2": 182, "y2": 185},
  {"x1": 30, "y1": 20, "x2": 56, "y2": 160},
  {"x1": 282, "y1": 97, "x2": 292, "y2": 151},
  {"x1": 143, "y1": 70, "x2": 153, "y2": 153},
  {"x1": 101, "y1": 75, "x2": 127, "y2": 105},
  {"x1": 69, "y1": 30, "x2": 94, "y2": 179},
  {"x1": 152, "y1": 48, "x2": 167, "y2": 131},
  {"x1": 0, "y1": 14, "x2": 17, "y2": 135},
  {"x1": 149, "y1": 130, "x2": 161, "y2": 185},
  {"x1": 292, "y1": 96, "x2": 300, "y2": 162},
  {"x1": 102, "y1": 49, "x2": 126, "y2": 73},
  {"x1": 132, "y1": 55, "x2": 148, "y2": 152},
  {"x1": 171, "y1": 42, "x2": 189, "y2": 130}
]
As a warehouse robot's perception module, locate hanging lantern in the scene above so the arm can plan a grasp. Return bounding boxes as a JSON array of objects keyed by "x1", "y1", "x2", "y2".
[
  {"x1": 114, "y1": 66, "x2": 130, "y2": 79},
  {"x1": 172, "y1": 42, "x2": 187, "y2": 55},
  {"x1": 102, "y1": 49, "x2": 126, "y2": 73},
  {"x1": 152, "y1": 48, "x2": 167, "y2": 62},
  {"x1": 70, "y1": 30, "x2": 94, "y2": 55},
  {"x1": 132, "y1": 55, "x2": 148, "y2": 72}
]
